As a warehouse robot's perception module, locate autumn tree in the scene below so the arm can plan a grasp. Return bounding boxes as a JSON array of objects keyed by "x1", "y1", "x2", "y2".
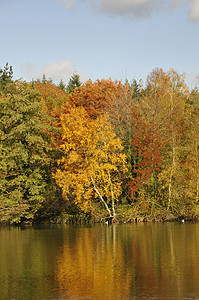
[
  {"x1": 33, "y1": 80, "x2": 67, "y2": 117},
  {"x1": 152, "y1": 69, "x2": 189, "y2": 214},
  {"x1": 62, "y1": 79, "x2": 138, "y2": 210},
  {"x1": 33, "y1": 80, "x2": 69, "y2": 148},
  {"x1": 106, "y1": 82, "x2": 134, "y2": 157},
  {"x1": 54, "y1": 106, "x2": 127, "y2": 221},
  {"x1": 129, "y1": 70, "x2": 170, "y2": 202},
  {"x1": 176, "y1": 88, "x2": 199, "y2": 217},
  {"x1": 65, "y1": 79, "x2": 122, "y2": 119},
  {"x1": 0, "y1": 81, "x2": 60, "y2": 223},
  {"x1": 128, "y1": 68, "x2": 189, "y2": 217},
  {"x1": 128, "y1": 105, "x2": 165, "y2": 201}
]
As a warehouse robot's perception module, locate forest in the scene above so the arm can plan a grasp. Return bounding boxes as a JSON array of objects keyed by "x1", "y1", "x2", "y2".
[{"x1": 0, "y1": 63, "x2": 199, "y2": 224}]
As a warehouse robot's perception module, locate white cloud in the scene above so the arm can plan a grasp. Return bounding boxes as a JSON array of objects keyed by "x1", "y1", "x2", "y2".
[
  {"x1": 20, "y1": 62, "x2": 39, "y2": 79},
  {"x1": 61, "y1": 0, "x2": 163, "y2": 18},
  {"x1": 99, "y1": 0, "x2": 163, "y2": 18},
  {"x1": 185, "y1": 72, "x2": 199, "y2": 88},
  {"x1": 60, "y1": 0, "x2": 77, "y2": 9},
  {"x1": 189, "y1": 0, "x2": 199, "y2": 22},
  {"x1": 20, "y1": 60, "x2": 86, "y2": 83},
  {"x1": 170, "y1": 0, "x2": 186, "y2": 10},
  {"x1": 60, "y1": 0, "x2": 199, "y2": 22}
]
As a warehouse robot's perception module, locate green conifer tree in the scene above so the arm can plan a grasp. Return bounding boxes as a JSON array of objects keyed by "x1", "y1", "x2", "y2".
[
  {"x1": 66, "y1": 72, "x2": 82, "y2": 93},
  {"x1": 0, "y1": 63, "x2": 13, "y2": 90}
]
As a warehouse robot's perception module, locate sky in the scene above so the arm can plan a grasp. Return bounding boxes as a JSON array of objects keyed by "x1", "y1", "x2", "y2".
[{"x1": 0, "y1": 0, "x2": 199, "y2": 87}]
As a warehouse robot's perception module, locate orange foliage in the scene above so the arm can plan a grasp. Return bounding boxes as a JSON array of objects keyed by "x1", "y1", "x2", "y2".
[
  {"x1": 65, "y1": 79, "x2": 126, "y2": 119},
  {"x1": 129, "y1": 68, "x2": 189, "y2": 199},
  {"x1": 33, "y1": 81, "x2": 70, "y2": 148},
  {"x1": 55, "y1": 227, "x2": 132, "y2": 300},
  {"x1": 34, "y1": 81, "x2": 68, "y2": 119},
  {"x1": 129, "y1": 105, "x2": 165, "y2": 195},
  {"x1": 54, "y1": 106, "x2": 127, "y2": 218}
]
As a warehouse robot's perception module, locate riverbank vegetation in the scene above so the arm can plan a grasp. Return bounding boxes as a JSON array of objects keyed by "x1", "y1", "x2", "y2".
[{"x1": 0, "y1": 63, "x2": 199, "y2": 223}]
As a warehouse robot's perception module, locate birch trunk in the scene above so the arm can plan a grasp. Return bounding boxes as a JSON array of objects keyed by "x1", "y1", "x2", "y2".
[
  {"x1": 107, "y1": 170, "x2": 116, "y2": 219},
  {"x1": 168, "y1": 132, "x2": 176, "y2": 211},
  {"x1": 90, "y1": 175, "x2": 113, "y2": 218}
]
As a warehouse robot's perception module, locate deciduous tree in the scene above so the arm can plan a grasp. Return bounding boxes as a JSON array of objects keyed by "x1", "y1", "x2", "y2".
[
  {"x1": 0, "y1": 82, "x2": 59, "y2": 223},
  {"x1": 65, "y1": 79, "x2": 120, "y2": 119},
  {"x1": 54, "y1": 106, "x2": 127, "y2": 220}
]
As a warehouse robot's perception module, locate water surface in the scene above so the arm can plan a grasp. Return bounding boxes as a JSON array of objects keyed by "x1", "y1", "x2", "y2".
[{"x1": 0, "y1": 222, "x2": 199, "y2": 299}]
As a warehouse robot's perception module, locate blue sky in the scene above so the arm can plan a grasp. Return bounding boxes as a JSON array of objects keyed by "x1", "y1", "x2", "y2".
[{"x1": 0, "y1": 0, "x2": 199, "y2": 86}]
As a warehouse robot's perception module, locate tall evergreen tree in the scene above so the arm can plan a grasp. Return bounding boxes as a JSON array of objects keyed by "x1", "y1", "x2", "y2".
[
  {"x1": 0, "y1": 63, "x2": 13, "y2": 90},
  {"x1": 66, "y1": 73, "x2": 82, "y2": 93},
  {"x1": 58, "y1": 79, "x2": 66, "y2": 91}
]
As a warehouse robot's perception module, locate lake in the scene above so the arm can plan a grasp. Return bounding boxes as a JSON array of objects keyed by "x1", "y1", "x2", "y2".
[{"x1": 0, "y1": 222, "x2": 199, "y2": 300}]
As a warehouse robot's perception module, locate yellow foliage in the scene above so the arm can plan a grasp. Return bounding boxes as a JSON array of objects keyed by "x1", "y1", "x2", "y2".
[
  {"x1": 54, "y1": 106, "x2": 127, "y2": 218},
  {"x1": 55, "y1": 226, "x2": 132, "y2": 300}
]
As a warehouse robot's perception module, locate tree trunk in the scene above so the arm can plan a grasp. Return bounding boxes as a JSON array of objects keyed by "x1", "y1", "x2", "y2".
[
  {"x1": 90, "y1": 175, "x2": 113, "y2": 218},
  {"x1": 168, "y1": 133, "x2": 176, "y2": 211},
  {"x1": 107, "y1": 170, "x2": 116, "y2": 219}
]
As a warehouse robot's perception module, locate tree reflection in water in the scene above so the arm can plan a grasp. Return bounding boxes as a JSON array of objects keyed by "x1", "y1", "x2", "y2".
[
  {"x1": 56, "y1": 225, "x2": 133, "y2": 300},
  {"x1": 1, "y1": 223, "x2": 199, "y2": 300},
  {"x1": 55, "y1": 223, "x2": 199, "y2": 300}
]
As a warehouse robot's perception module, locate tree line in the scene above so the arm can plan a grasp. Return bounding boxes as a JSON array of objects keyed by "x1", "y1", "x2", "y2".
[{"x1": 0, "y1": 63, "x2": 199, "y2": 223}]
